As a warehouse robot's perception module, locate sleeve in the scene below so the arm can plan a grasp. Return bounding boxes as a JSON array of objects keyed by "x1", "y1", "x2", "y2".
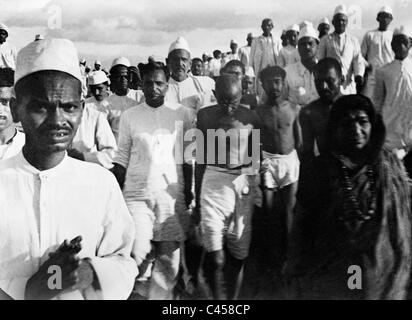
[
  {"x1": 249, "y1": 38, "x2": 257, "y2": 73},
  {"x1": 83, "y1": 112, "x2": 118, "y2": 169},
  {"x1": 316, "y1": 36, "x2": 327, "y2": 60},
  {"x1": 84, "y1": 175, "x2": 138, "y2": 300},
  {"x1": 361, "y1": 33, "x2": 369, "y2": 63},
  {"x1": 278, "y1": 49, "x2": 286, "y2": 68},
  {"x1": 352, "y1": 37, "x2": 366, "y2": 77},
  {"x1": 113, "y1": 111, "x2": 132, "y2": 168},
  {"x1": 0, "y1": 278, "x2": 30, "y2": 300},
  {"x1": 372, "y1": 68, "x2": 385, "y2": 113}
]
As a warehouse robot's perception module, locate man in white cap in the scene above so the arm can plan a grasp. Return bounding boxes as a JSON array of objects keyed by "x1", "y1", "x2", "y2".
[
  {"x1": 0, "y1": 23, "x2": 16, "y2": 72},
  {"x1": 238, "y1": 33, "x2": 254, "y2": 68},
  {"x1": 318, "y1": 18, "x2": 331, "y2": 39},
  {"x1": 361, "y1": 6, "x2": 395, "y2": 98},
  {"x1": 112, "y1": 61, "x2": 193, "y2": 300},
  {"x1": 105, "y1": 57, "x2": 144, "y2": 140},
  {"x1": 0, "y1": 75, "x2": 25, "y2": 160},
  {"x1": 249, "y1": 18, "x2": 282, "y2": 98},
  {"x1": 93, "y1": 60, "x2": 101, "y2": 72},
  {"x1": 222, "y1": 39, "x2": 240, "y2": 67},
  {"x1": 285, "y1": 24, "x2": 320, "y2": 106},
  {"x1": 0, "y1": 38, "x2": 137, "y2": 300},
  {"x1": 278, "y1": 24, "x2": 301, "y2": 68},
  {"x1": 69, "y1": 70, "x2": 117, "y2": 169},
  {"x1": 317, "y1": 4, "x2": 365, "y2": 94},
  {"x1": 373, "y1": 26, "x2": 412, "y2": 161},
  {"x1": 165, "y1": 36, "x2": 215, "y2": 118}
]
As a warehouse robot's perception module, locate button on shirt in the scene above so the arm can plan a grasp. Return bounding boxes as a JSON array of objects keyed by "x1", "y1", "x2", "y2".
[
  {"x1": 285, "y1": 61, "x2": 319, "y2": 106},
  {"x1": 0, "y1": 152, "x2": 137, "y2": 300},
  {"x1": 71, "y1": 104, "x2": 117, "y2": 169},
  {"x1": 115, "y1": 102, "x2": 193, "y2": 241},
  {"x1": 373, "y1": 58, "x2": 412, "y2": 149},
  {"x1": 0, "y1": 42, "x2": 17, "y2": 70}
]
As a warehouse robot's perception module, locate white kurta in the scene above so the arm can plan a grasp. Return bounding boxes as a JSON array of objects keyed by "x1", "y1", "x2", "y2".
[
  {"x1": 0, "y1": 129, "x2": 25, "y2": 160},
  {"x1": 238, "y1": 45, "x2": 251, "y2": 67},
  {"x1": 361, "y1": 29, "x2": 394, "y2": 98},
  {"x1": 208, "y1": 58, "x2": 222, "y2": 77},
  {"x1": 84, "y1": 96, "x2": 111, "y2": 115},
  {"x1": 285, "y1": 61, "x2": 319, "y2": 106},
  {"x1": 165, "y1": 76, "x2": 215, "y2": 118},
  {"x1": 105, "y1": 89, "x2": 144, "y2": 140},
  {"x1": 115, "y1": 102, "x2": 193, "y2": 241},
  {"x1": 0, "y1": 42, "x2": 17, "y2": 70},
  {"x1": 317, "y1": 32, "x2": 365, "y2": 94},
  {"x1": 249, "y1": 34, "x2": 282, "y2": 96},
  {"x1": 0, "y1": 152, "x2": 137, "y2": 300},
  {"x1": 278, "y1": 45, "x2": 300, "y2": 68},
  {"x1": 72, "y1": 104, "x2": 117, "y2": 169},
  {"x1": 373, "y1": 58, "x2": 412, "y2": 150}
]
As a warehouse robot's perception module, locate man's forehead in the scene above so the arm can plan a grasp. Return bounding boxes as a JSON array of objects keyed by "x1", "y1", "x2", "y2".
[
  {"x1": 169, "y1": 49, "x2": 190, "y2": 59},
  {"x1": 0, "y1": 87, "x2": 13, "y2": 98}
]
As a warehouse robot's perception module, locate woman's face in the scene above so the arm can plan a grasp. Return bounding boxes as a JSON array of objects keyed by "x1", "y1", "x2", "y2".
[{"x1": 335, "y1": 110, "x2": 372, "y2": 154}]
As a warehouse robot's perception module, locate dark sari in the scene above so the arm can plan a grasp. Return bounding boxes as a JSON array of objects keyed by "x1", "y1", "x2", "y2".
[{"x1": 287, "y1": 149, "x2": 412, "y2": 299}]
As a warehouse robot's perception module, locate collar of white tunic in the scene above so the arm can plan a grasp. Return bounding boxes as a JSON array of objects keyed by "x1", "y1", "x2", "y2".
[{"x1": 14, "y1": 150, "x2": 69, "y2": 177}]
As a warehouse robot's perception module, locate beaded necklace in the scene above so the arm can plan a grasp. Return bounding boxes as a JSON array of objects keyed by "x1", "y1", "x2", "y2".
[{"x1": 338, "y1": 160, "x2": 377, "y2": 229}]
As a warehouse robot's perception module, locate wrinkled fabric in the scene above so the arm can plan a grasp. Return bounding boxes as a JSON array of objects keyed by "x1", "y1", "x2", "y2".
[{"x1": 287, "y1": 150, "x2": 412, "y2": 299}]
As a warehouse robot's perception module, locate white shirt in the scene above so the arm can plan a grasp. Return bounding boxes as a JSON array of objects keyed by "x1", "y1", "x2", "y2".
[
  {"x1": 72, "y1": 104, "x2": 117, "y2": 169},
  {"x1": 208, "y1": 58, "x2": 222, "y2": 77},
  {"x1": 115, "y1": 102, "x2": 193, "y2": 241},
  {"x1": 278, "y1": 45, "x2": 300, "y2": 68},
  {"x1": 0, "y1": 152, "x2": 137, "y2": 300},
  {"x1": 249, "y1": 34, "x2": 282, "y2": 75},
  {"x1": 238, "y1": 45, "x2": 252, "y2": 67},
  {"x1": 84, "y1": 96, "x2": 111, "y2": 115},
  {"x1": 0, "y1": 42, "x2": 17, "y2": 70},
  {"x1": 105, "y1": 89, "x2": 144, "y2": 140},
  {"x1": 165, "y1": 76, "x2": 215, "y2": 118},
  {"x1": 285, "y1": 61, "x2": 319, "y2": 106},
  {"x1": 373, "y1": 58, "x2": 412, "y2": 149},
  {"x1": 317, "y1": 32, "x2": 365, "y2": 93},
  {"x1": 361, "y1": 29, "x2": 394, "y2": 70},
  {"x1": 0, "y1": 129, "x2": 25, "y2": 160}
]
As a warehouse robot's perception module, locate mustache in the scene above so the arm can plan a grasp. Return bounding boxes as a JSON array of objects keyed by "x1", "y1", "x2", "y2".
[{"x1": 39, "y1": 124, "x2": 72, "y2": 134}]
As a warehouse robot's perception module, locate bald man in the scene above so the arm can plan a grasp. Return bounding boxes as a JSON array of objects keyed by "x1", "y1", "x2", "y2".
[{"x1": 195, "y1": 74, "x2": 261, "y2": 300}]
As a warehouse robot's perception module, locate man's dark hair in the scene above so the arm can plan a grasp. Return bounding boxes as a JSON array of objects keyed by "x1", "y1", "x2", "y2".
[
  {"x1": 259, "y1": 65, "x2": 286, "y2": 82},
  {"x1": 139, "y1": 61, "x2": 170, "y2": 82},
  {"x1": 314, "y1": 58, "x2": 343, "y2": 78},
  {"x1": 0, "y1": 68, "x2": 14, "y2": 87},
  {"x1": 192, "y1": 58, "x2": 203, "y2": 65},
  {"x1": 326, "y1": 94, "x2": 385, "y2": 164},
  {"x1": 213, "y1": 50, "x2": 221, "y2": 58},
  {"x1": 221, "y1": 60, "x2": 246, "y2": 75}
]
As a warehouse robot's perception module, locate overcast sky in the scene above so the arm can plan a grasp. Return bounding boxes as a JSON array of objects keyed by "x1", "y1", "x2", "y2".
[{"x1": 1, "y1": 0, "x2": 411, "y2": 68}]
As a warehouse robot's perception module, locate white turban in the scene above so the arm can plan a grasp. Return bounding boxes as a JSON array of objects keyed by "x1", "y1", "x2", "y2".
[
  {"x1": 394, "y1": 26, "x2": 412, "y2": 38},
  {"x1": 319, "y1": 17, "x2": 330, "y2": 26},
  {"x1": 286, "y1": 24, "x2": 300, "y2": 32},
  {"x1": 299, "y1": 25, "x2": 319, "y2": 41},
  {"x1": 111, "y1": 57, "x2": 131, "y2": 69},
  {"x1": 15, "y1": 38, "x2": 82, "y2": 85},
  {"x1": 334, "y1": 4, "x2": 348, "y2": 17},
  {"x1": 88, "y1": 70, "x2": 109, "y2": 85},
  {"x1": 0, "y1": 23, "x2": 9, "y2": 35},
  {"x1": 378, "y1": 5, "x2": 393, "y2": 15},
  {"x1": 168, "y1": 36, "x2": 191, "y2": 55}
]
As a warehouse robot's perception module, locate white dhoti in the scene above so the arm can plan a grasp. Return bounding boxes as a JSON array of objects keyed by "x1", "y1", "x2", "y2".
[
  {"x1": 200, "y1": 166, "x2": 256, "y2": 260},
  {"x1": 261, "y1": 149, "x2": 300, "y2": 190}
]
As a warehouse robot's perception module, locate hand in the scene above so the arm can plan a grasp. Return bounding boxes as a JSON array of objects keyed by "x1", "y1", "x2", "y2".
[
  {"x1": 67, "y1": 148, "x2": 85, "y2": 161},
  {"x1": 184, "y1": 189, "x2": 194, "y2": 208}
]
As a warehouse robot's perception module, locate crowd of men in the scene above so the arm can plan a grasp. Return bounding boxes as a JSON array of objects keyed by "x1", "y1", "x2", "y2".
[{"x1": 0, "y1": 3, "x2": 412, "y2": 300}]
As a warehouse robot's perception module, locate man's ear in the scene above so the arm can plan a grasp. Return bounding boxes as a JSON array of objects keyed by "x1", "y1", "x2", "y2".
[{"x1": 9, "y1": 97, "x2": 19, "y2": 123}]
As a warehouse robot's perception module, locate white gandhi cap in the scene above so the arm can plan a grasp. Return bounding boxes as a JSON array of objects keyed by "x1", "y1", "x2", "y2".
[
  {"x1": 88, "y1": 70, "x2": 109, "y2": 85},
  {"x1": 15, "y1": 38, "x2": 82, "y2": 85},
  {"x1": 168, "y1": 36, "x2": 191, "y2": 55},
  {"x1": 299, "y1": 25, "x2": 319, "y2": 41},
  {"x1": 378, "y1": 5, "x2": 393, "y2": 15},
  {"x1": 111, "y1": 57, "x2": 131, "y2": 69},
  {"x1": 334, "y1": 4, "x2": 348, "y2": 16}
]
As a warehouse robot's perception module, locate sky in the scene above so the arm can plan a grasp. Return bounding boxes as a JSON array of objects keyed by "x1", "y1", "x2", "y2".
[{"x1": 0, "y1": 0, "x2": 411, "y2": 68}]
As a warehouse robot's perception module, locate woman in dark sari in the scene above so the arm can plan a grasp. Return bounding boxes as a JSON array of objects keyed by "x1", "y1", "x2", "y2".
[{"x1": 286, "y1": 94, "x2": 412, "y2": 299}]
